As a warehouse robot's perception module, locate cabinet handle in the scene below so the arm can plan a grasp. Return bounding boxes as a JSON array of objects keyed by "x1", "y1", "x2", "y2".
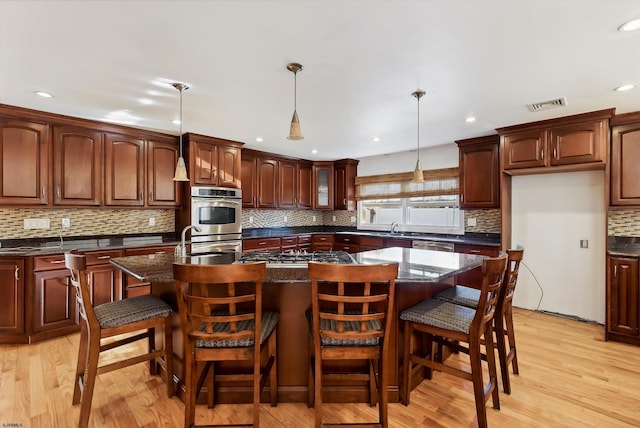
[
  {"x1": 461, "y1": 194, "x2": 464, "y2": 203},
  {"x1": 259, "y1": 242, "x2": 266, "y2": 245},
  {"x1": 56, "y1": 186, "x2": 61, "y2": 199},
  {"x1": 553, "y1": 147, "x2": 557, "y2": 159},
  {"x1": 14, "y1": 266, "x2": 19, "y2": 280},
  {"x1": 469, "y1": 249, "x2": 481, "y2": 253},
  {"x1": 140, "y1": 191, "x2": 143, "y2": 201},
  {"x1": 149, "y1": 191, "x2": 153, "y2": 200},
  {"x1": 49, "y1": 260, "x2": 66, "y2": 264},
  {"x1": 42, "y1": 187, "x2": 47, "y2": 198},
  {"x1": 614, "y1": 265, "x2": 617, "y2": 277},
  {"x1": 97, "y1": 255, "x2": 111, "y2": 260},
  {"x1": 344, "y1": 198, "x2": 347, "y2": 205},
  {"x1": 540, "y1": 148, "x2": 544, "y2": 160}
]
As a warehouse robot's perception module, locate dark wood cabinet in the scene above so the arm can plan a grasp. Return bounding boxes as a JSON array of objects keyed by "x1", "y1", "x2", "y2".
[
  {"x1": 257, "y1": 157, "x2": 278, "y2": 208},
  {"x1": 313, "y1": 162, "x2": 334, "y2": 210},
  {"x1": 334, "y1": 234, "x2": 360, "y2": 253},
  {"x1": 147, "y1": 138, "x2": 181, "y2": 207},
  {"x1": 499, "y1": 109, "x2": 612, "y2": 174},
  {"x1": 280, "y1": 236, "x2": 298, "y2": 251},
  {"x1": 384, "y1": 237, "x2": 412, "y2": 248},
  {"x1": 186, "y1": 133, "x2": 242, "y2": 189},
  {"x1": 31, "y1": 254, "x2": 78, "y2": 340},
  {"x1": 359, "y1": 236, "x2": 384, "y2": 252},
  {"x1": 457, "y1": 135, "x2": 500, "y2": 209},
  {"x1": 0, "y1": 118, "x2": 49, "y2": 205},
  {"x1": 0, "y1": 258, "x2": 25, "y2": 341},
  {"x1": 84, "y1": 250, "x2": 123, "y2": 306},
  {"x1": 278, "y1": 159, "x2": 297, "y2": 208},
  {"x1": 243, "y1": 237, "x2": 281, "y2": 252},
  {"x1": 298, "y1": 161, "x2": 313, "y2": 209},
  {"x1": 241, "y1": 153, "x2": 258, "y2": 208},
  {"x1": 297, "y1": 235, "x2": 312, "y2": 252},
  {"x1": 311, "y1": 234, "x2": 334, "y2": 251},
  {"x1": 334, "y1": 159, "x2": 358, "y2": 210},
  {"x1": 607, "y1": 256, "x2": 640, "y2": 344},
  {"x1": 610, "y1": 112, "x2": 640, "y2": 206},
  {"x1": 123, "y1": 246, "x2": 174, "y2": 297},
  {"x1": 104, "y1": 133, "x2": 145, "y2": 206},
  {"x1": 53, "y1": 125, "x2": 102, "y2": 206}
]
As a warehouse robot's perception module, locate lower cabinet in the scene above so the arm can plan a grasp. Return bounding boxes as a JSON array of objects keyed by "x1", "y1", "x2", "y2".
[
  {"x1": 359, "y1": 236, "x2": 384, "y2": 252},
  {"x1": 334, "y1": 234, "x2": 360, "y2": 253},
  {"x1": 243, "y1": 237, "x2": 281, "y2": 253},
  {"x1": 607, "y1": 255, "x2": 640, "y2": 345},
  {"x1": 0, "y1": 258, "x2": 25, "y2": 342},
  {"x1": 311, "y1": 234, "x2": 334, "y2": 251},
  {"x1": 84, "y1": 250, "x2": 124, "y2": 305},
  {"x1": 123, "y1": 246, "x2": 174, "y2": 297}
]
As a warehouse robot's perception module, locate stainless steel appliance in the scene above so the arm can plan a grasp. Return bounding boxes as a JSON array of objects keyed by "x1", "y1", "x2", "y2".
[
  {"x1": 412, "y1": 240, "x2": 455, "y2": 252},
  {"x1": 190, "y1": 186, "x2": 242, "y2": 254}
]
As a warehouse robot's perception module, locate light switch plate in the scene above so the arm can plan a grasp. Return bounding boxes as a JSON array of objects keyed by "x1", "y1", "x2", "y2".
[
  {"x1": 149, "y1": 217, "x2": 156, "y2": 226},
  {"x1": 467, "y1": 217, "x2": 477, "y2": 227},
  {"x1": 24, "y1": 218, "x2": 50, "y2": 229},
  {"x1": 61, "y1": 218, "x2": 71, "y2": 228}
]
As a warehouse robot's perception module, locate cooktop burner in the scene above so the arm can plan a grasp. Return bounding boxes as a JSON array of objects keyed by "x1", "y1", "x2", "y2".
[{"x1": 238, "y1": 250, "x2": 356, "y2": 266}]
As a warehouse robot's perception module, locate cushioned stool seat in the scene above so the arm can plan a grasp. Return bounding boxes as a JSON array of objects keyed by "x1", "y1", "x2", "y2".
[
  {"x1": 400, "y1": 299, "x2": 476, "y2": 334},
  {"x1": 94, "y1": 295, "x2": 172, "y2": 328},
  {"x1": 196, "y1": 311, "x2": 279, "y2": 348},
  {"x1": 433, "y1": 285, "x2": 480, "y2": 309}
]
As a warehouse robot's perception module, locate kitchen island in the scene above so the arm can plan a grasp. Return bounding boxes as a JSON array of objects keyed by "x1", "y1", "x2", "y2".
[{"x1": 110, "y1": 247, "x2": 484, "y2": 404}]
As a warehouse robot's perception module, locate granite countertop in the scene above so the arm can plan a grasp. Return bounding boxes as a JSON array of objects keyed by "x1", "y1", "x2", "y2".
[
  {"x1": 608, "y1": 236, "x2": 640, "y2": 257},
  {"x1": 110, "y1": 247, "x2": 484, "y2": 285}
]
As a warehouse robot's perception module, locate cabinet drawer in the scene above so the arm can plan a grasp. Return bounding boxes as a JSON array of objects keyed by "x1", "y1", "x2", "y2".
[
  {"x1": 243, "y1": 237, "x2": 281, "y2": 251},
  {"x1": 335, "y1": 234, "x2": 359, "y2": 244},
  {"x1": 335, "y1": 244, "x2": 359, "y2": 253},
  {"x1": 281, "y1": 236, "x2": 298, "y2": 247},
  {"x1": 359, "y1": 236, "x2": 384, "y2": 248},
  {"x1": 454, "y1": 244, "x2": 499, "y2": 256},
  {"x1": 297, "y1": 235, "x2": 312, "y2": 245},
  {"x1": 125, "y1": 246, "x2": 174, "y2": 256},
  {"x1": 83, "y1": 249, "x2": 124, "y2": 266},
  {"x1": 33, "y1": 254, "x2": 67, "y2": 272},
  {"x1": 312, "y1": 234, "x2": 334, "y2": 244}
]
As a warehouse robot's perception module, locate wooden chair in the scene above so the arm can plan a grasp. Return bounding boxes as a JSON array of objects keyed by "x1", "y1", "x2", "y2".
[
  {"x1": 400, "y1": 254, "x2": 507, "y2": 428},
  {"x1": 307, "y1": 261, "x2": 399, "y2": 428},
  {"x1": 64, "y1": 252, "x2": 174, "y2": 428},
  {"x1": 173, "y1": 261, "x2": 278, "y2": 428},
  {"x1": 433, "y1": 246, "x2": 524, "y2": 393}
]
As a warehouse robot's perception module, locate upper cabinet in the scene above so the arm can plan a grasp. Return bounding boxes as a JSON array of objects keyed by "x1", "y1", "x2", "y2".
[
  {"x1": 297, "y1": 160, "x2": 313, "y2": 209},
  {"x1": 53, "y1": 125, "x2": 102, "y2": 206},
  {"x1": 184, "y1": 133, "x2": 242, "y2": 189},
  {"x1": 611, "y1": 111, "x2": 640, "y2": 207},
  {"x1": 147, "y1": 137, "x2": 181, "y2": 207},
  {"x1": 313, "y1": 162, "x2": 334, "y2": 210},
  {"x1": 334, "y1": 159, "x2": 358, "y2": 211},
  {"x1": 104, "y1": 133, "x2": 145, "y2": 206},
  {"x1": 498, "y1": 108, "x2": 613, "y2": 174},
  {"x1": 257, "y1": 157, "x2": 278, "y2": 208},
  {"x1": 0, "y1": 118, "x2": 49, "y2": 205},
  {"x1": 278, "y1": 159, "x2": 297, "y2": 209},
  {"x1": 241, "y1": 152, "x2": 258, "y2": 208},
  {"x1": 456, "y1": 135, "x2": 499, "y2": 209}
]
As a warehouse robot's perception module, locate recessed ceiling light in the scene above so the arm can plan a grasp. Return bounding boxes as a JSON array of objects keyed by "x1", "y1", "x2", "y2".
[
  {"x1": 372, "y1": 137, "x2": 380, "y2": 142},
  {"x1": 619, "y1": 17, "x2": 640, "y2": 32},
  {"x1": 255, "y1": 137, "x2": 263, "y2": 142},
  {"x1": 35, "y1": 91, "x2": 52, "y2": 98},
  {"x1": 138, "y1": 98, "x2": 153, "y2": 105},
  {"x1": 311, "y1": 149, "x2": 318, "y2": 154},
  {"x1": 614, "y1": 84, "x2": 635, "y2": 92},
  {"x1": 465, "y1": 116, "x2": 476, "y2": 123},
  {"x1": 172, "y1": 119, "x2": 181, "y2": 125}
]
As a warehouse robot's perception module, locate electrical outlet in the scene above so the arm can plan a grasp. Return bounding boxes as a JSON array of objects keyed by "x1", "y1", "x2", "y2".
[
  {"x1": 284, "y1": 216, "x2": 288, "y2": 223},
  {"x1": 24, "y1": 218, "x2": 50, "y2": 229},
  {"x1": 149, "y1": 217, "x2": 156, "y2": 226},
  {"x1": 580, "y1": 239, "x2": 589, "y2": 249},
  {"x1": 312, "y1": 215, "x2": 317, "y2": 222},
  {"x1": 467, "y1": 217, "x2": 477, "y2": 227},
  {"x1": 249, "y1": 216, "x2": 254, "y2": 224},
  {"x1": 332, "y1": 215, "x2": 337, "y2": 222},
  {"x1": 61, "y1": 218, "x2": 71, "y2": 228},
  {"x1": 350, "y1": 216, "x2": 356, "y2": 223}
]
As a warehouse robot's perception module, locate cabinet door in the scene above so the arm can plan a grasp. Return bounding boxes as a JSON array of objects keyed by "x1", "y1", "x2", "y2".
[
  {"x1": 52, "y1": 126, "x2": 102, "y2": 206},
  {"x1": 334, "y1": 160, "x2": 357, "y2": 210},
  {"x1": 611, "y1": 123, "x2": 640, "y2": 206},
  {"x1": 257, "y1": 158, "x2": 278, "y2": 208},
  {"x1": 0, "y1": 118, "x2": 49, "y2": 205},
  {"x1": 502, "y1": 129, "x2": 547, "y2": 170},
  {"x1": 313, "y1": 162, "x2": 334, "y2": 210},
  {"x1": 32, "y1": 269, "x2": 77, "y2": 334},
  {"x1": 0, "y1": 259, "x2": 24, "y2": 336},
  {"x1": 278, "y1": 159, "x2": 297, "y2": 208},
  {"x1": 241, "y1": 154, "x2": 258, "y2": 208},
  {"x1": 147, "y1": 138, "x2": 181, "y2": 207},
  {"x1": 549, "y1": 119, "x2": 606, "y2": 166},
  {"x1": 218, "y1": 145, "x2": 241, "y2": 188},
  {"x1": 104, "y1": 133, "x2": 145, "y2": 206},
  {"x1": 298, "y1": 161, "x2": 313, "y2": 209},
  {"x1": 608, "y1": 257, "x2": 639, "y2": 337},
  {"x1": 459, "y1": 140, "x2": 499, "y2": 209},
  {"x1": 192, "y1": 140, "x2": 217, "y2": 185},
  {"x1": 87, "y1": 264, "x2": 123, "y2": 306}
]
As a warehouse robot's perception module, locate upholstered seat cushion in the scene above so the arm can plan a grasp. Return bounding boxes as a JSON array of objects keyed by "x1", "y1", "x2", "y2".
[
  {"x1": 196, "y1": 311, "x2": 279, "y2": 348},
  {"x1": 305, "y1": 311, "x2": 382, "y2": 346},
  {"x1": 94, "y1": 295, "x2": 172, "y2": 329},
  {"x1": 399, "y1": 299, "x2": 476, "y2": 334},
  {"x1": 434, "y1": 285, "x2": 480, "y2": 309}
]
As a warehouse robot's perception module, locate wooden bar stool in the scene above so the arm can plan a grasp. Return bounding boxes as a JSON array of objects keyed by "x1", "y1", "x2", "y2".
[
  {"x1": 307, "y1": 261, "x2": 399, "y2": 428},
  {"x1": 400, "y1": 254, "x2": 507, "y2": 428},
  {"x1": 65, "y1": 252, "x2": 174, "y2": 428},
  {"x1": 173, "y1": 261, "x2": 278, "y2": 428},
  {"x1": 433, "y1": 246, "x2": 524, "y2": 393}
]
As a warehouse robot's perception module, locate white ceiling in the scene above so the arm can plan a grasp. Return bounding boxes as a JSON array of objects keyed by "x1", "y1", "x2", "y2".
[{"x1": 1, "y1": 1, "x2": 640, "y2": 162}]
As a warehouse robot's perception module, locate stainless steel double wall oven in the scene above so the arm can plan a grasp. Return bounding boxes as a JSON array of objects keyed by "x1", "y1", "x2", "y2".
[{"x1": 190, "y1": 186, "x2": 242, "y2": 254}]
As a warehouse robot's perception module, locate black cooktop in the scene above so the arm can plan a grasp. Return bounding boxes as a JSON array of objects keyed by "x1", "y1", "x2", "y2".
[{"x1": 238, "y1": 250, "x2": 356, "y2": 265}]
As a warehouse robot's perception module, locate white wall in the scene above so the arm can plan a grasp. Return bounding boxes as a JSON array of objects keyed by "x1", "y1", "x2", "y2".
[
  {"x1": 511, "y1": 170, "x2": 606, "y2": 323},
  {"x1": 357, "y1": 143, "x2": 458, "y2": 176}
]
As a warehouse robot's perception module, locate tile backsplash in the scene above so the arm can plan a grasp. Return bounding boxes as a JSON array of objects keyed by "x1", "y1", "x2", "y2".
[
  {"x1": 242, "y1": 209, "x2": 357, "y2": 229},
  {"x1": 609, "y1": 210, "x2": 640, "y2": 237},
  {"x1": 0, "y1": 208, "x2": 175, "y2": 239},
  {"x1": 463, "y1": 209, "x2": 501, "y2": 233}
]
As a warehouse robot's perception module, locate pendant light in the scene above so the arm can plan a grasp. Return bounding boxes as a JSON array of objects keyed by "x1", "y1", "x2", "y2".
[
  {"x1": 172, "y1": 82, "x2": 190, "y2": 181},
  {"x1": 411, "y1": 90, "x2": 426, "y2": 183},
  {"x1": 286, "y1": 62, "x2": 304, "y2": 140}
]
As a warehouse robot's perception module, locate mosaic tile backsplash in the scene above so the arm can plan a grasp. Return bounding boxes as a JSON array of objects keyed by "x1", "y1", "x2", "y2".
[
  {"x1": 242, "y1": 209, "x2": 358, "y2": 229},
  {"x1": 463, "y1": 209, "x2": 501, "y2": 233},
  {"x1": 0, "y1": 208, "x2": 175, "y2": 240},
  {"x1": 609, "y1": 210, "x2": 640, "y2": 237}
]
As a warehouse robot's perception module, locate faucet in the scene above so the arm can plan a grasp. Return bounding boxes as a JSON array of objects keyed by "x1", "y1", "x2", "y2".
[
  {"x1": 176, "y1": 225, "x2": 202, "y2": 258},
  {"x1": 390, "y1": 222, "x2": 399, "y2": 234}
]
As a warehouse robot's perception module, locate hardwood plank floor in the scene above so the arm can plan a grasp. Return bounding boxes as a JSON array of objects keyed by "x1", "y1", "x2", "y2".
[{"x1": 1, "y1": 308, "x2": 640, "y2": 427}]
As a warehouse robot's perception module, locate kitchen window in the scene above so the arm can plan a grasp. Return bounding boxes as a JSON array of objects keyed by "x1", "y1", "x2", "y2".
[{"x1": 355, "y1": 167, "x2": 464, "y2": 235}]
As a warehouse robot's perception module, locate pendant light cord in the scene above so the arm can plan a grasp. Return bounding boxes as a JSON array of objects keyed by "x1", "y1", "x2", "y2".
[
  {"x1": 416, "y1": 96, "x2": 420, "y2": 162},
  {"x1": 179, "y1": 87, "x2": 184, "y2": 158},
  {"x1": 293, "y1": 71, "x2": 297, "y2": 111}
]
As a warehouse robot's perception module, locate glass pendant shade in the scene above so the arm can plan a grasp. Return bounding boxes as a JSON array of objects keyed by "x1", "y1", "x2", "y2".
[
  {"x1": 286, "y1": 63, "x2": 304, "y2": 140},
  {"x1": 288, "y1": 110, "x2": 303, "y2": 140},
  {"x1": 172, "y1": 82, "x2": 190, "y2": 182},
  {"x1": 413, "y1": 159, "x2": 425, "y2": 183}
]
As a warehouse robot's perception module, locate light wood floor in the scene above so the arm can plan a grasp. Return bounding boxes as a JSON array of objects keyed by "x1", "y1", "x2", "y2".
[{"x1": 2, "y1": 308, "x2": 640, "y2": 427}]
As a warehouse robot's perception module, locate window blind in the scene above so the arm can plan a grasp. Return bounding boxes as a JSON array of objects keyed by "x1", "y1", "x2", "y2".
[{"x1": 355, "y1": 167, "x2": 459, "y2": 200}]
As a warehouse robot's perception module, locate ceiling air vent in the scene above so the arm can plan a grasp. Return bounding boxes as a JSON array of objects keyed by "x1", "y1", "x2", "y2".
[{"x1": 526, "y1": 96, "x2": 567, "y2": 112}]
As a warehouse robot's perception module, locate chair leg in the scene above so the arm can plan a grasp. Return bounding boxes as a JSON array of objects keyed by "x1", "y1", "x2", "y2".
[
  {"x1": 469, "y1": 338, "x2": 489, "y2": 428},
  {"x1": 379, "y1": 357, "x2": 389, "y2": 428},
  {"x1": 314, "y1": 350, "x2": 323, "y2": 428},
  {"x1": 164, "y1": 316, "x2": 175, "y2": 398},
  {"x1": 148, "y1": 327, "x2": 158, "y2": 375},
  {"x1": 73, "y1": 323, "x2": 89, "y2": 405},
  {"x1": 484, "y1": 324, "x2": 500, "y2": 411},
  {"x1": 308, "y1": 334, "x2": 315, "y2": 408},
  {"x1": 369, "y1": 359, "x2": 377, "y2": 407},
  {"x1": 253, "y1": 347, "x2": 261, "y2": 427},
  {"x1": 504, "y1": 306, "x2": 519, "y2": 375},
  {"x1": 78, "y1": 334, "x2": 100, "y2": 428},
  {"x1": 184, "y1": 351, "x2": 197, "y2": 428},
  {"x1": 268, "y1": 332, "x2": 278, "y2": 407},
  {"x1": 401, "y1": 320, "x2": 412, "y2": 406},
  {"x1": 207, "y1": 362, "x2": 215, "y2": 409},
  {"x1": 494, "y1": 315, "x2": 511, "y2": 394}
]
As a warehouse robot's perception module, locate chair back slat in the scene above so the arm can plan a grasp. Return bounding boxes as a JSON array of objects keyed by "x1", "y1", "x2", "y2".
[
  {"x1": 501, "y1": 246, "x2": 525, "y2": 308},
  {"x1": 308, "y1": 262, "x2": 399, "y2": 347},
  {"x1": 173, "y1": 262, "x2": 267, "y2": 346},
  {"x1": 65, "y1": 251, "x2": 98, "y2": 330},
  {"x1": 473, "y1": 254, "x2": 508, "y2": 330}
]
